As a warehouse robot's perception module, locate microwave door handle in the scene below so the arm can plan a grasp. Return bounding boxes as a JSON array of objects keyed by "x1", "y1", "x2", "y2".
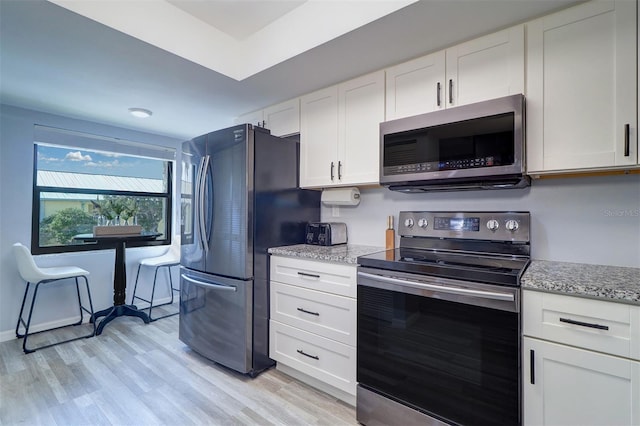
[{"x1": 357, "y1": 272, "x2": 514, "y2": 302}]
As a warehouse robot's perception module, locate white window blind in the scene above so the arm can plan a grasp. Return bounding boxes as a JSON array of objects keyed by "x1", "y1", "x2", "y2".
[{"x1": 34, "y1": 125, "x2": 176, "y2": 161}]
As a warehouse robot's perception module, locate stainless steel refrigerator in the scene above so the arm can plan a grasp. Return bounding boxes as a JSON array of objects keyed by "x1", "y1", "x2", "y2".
[{"x1": 179, "y1": 124, "x2": 320, "y2": 376}]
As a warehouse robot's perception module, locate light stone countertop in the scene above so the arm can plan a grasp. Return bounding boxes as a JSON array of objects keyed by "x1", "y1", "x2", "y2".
[
  {"x1": 522, "y1": 260, "x2": 640, "y2": 305},
  {"x1": 268, "y1": 244, "x2": 386, "y2": 265}
]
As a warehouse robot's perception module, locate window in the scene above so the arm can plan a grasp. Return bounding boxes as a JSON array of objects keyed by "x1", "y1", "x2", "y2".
[{"x1": 32, "y1": 127, "x2": 174, "y2": 254}]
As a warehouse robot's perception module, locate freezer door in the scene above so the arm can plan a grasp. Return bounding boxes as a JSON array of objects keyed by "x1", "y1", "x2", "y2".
[
  {"x1": 204, "y1": 125, "x2": 253, "y2": 279},
  {"x1": 181, "y1": 135, "x2": 207, "y2": 272},
  {"x1": 179, "y1": 268, "x2": 252, "y2": 374}
]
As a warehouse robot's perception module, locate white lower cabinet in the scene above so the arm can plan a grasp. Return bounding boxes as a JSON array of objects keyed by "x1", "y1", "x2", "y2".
[
  {"x1": 269, "y1": 255, "x2": 357, "y2": 404},
  {"x1": 523, "y1": 290, "x2": 640, "y2": 425},
  {"x1": 523, "y1": 337, "x2": 640, "y2": 426}
]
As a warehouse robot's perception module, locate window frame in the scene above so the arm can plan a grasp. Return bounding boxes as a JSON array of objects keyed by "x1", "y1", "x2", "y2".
[{"x1": 31, "y1": 145, "x2": 174, "y2": 255}]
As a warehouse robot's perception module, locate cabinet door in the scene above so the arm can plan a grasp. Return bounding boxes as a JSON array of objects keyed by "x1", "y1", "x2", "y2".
[
  {"x1": 524, "y1": 337, "x2": 640, "y2": 426},
  {"x1": 300, "y1": 86, "x2": 338, "y2": 188},
  {"x1": 338, "y1": 71, "x2": 385, "y2": 186},
  {"x1": 385, "y1": 51, "x2": 445, "y2": 120},
  {"x1": 235, "y1": 109, "x2": 264, "y2": 127},
  {"x1": 264, "y1": 98, "x2": 300, "y2": 137},
  {"x1": 527, "y1": 0, "x2": 637, "y2": 172},
  {"x1": 446, "y1": 25, "x2": 524, "y2": 108}
]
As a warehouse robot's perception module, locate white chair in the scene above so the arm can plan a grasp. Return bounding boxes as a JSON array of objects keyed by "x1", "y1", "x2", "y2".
[
  {"x1": 13, "y1": 243, "x2": 96, "y2": 354},
  {"x1": 131, "y1": 240, "x2": 180, "y2": 321}
]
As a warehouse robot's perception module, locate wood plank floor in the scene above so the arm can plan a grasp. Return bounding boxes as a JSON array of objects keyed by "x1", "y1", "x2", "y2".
[{"x1": 0, "y1": 308, "x2": 357, "y2": 426}]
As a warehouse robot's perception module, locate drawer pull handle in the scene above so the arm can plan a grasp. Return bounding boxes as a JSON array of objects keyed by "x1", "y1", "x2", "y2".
[
  {"x1": 559, "y1": 317, "x2": 609, "y2": 330},
  {"x1": 297, "y1": 349, "x2": 319, "y2": 360},
  {"x1": 297, "y1": 307, "x2": 320, "y2": 316},
  {"x1": 297, "y1": 272, "x2": 320, "y2": 279}
]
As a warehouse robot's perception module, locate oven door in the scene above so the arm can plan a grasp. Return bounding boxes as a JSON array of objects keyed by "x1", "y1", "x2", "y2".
[{"x1": 357, "y1": 267, "x2": 521, "y2": 426}]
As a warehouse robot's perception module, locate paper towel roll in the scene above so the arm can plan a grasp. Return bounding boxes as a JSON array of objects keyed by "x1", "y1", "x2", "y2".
[{"x1": 321, "y1": 187, "x2": 361, "y2": 206}]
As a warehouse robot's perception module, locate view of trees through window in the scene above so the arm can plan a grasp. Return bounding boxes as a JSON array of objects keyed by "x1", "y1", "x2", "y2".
[{"x1": 33, "y1": 143, "x2": 172, "y2": 253}]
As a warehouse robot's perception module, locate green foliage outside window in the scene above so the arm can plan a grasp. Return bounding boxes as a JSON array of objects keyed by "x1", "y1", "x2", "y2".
[{"x1": 40, "y1": 208, "x2": 95, "y2": 245}]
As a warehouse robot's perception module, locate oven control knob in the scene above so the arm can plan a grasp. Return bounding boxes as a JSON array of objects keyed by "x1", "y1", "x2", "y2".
[
  {"x1": 404, "y1": 218, "x2": 415, "y2": 228},
  {"x1": 506, "y1": 219, "x2": 519, "y2": 232},
  {"x1": 417, "y1": 218, "x2": 428, "y2": 228},
  {"x1": 486, "y1": 219, "x2": 500, "y2": 232}
]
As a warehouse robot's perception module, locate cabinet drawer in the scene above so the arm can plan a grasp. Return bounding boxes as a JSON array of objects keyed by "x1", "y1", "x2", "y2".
[
  {"x1": 523, "y1": 290, "x2": 640, "y2": 360},
  {"x1": 270, "y1": 256, "x2": 357, "y2": 298},
  {"x1": 269, "y1": 320, "x2": 356, "y2": 395},
  {"x1": 271, "y1": 282, "x2": 356, "y2": 346}
]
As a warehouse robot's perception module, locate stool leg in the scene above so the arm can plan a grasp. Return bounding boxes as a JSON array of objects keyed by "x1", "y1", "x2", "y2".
[
  {"x1": 18, "y1": 277, "x2": 96, "y2": 354},
  {"x1": 131, "y1": 264, "x2": 143, "y2": 305},
  {"x1": 82, "y1": 275, "x2": 97, "y2": 337},
  {"x1": 15, "y1": 282, "x2": 32, "y2": 338},
  {"x1": 73, "y1": 278, "x2": 83, "y2": 326},
  {"x1": 168, "y1": 265, "x2": 175, "y2": 305},
  {"x1": 22, "y1": 282, "x2": 42, "y2": 354},
  {"x1": 148, "y1": 267, "x2": 160, "y2": 321}
]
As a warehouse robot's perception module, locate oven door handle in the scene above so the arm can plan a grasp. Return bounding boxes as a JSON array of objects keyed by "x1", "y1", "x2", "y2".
[{"x1": 357, "y1": 271, "x2": 515, "y2": 302}]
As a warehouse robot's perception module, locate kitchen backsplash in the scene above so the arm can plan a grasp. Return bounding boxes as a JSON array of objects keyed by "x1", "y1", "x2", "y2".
[{"x1": 321, "y1": 174, "x2": 640, "y2": 268}]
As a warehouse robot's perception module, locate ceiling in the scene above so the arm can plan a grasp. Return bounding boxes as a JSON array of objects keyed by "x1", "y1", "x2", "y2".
[
  {"x1": 48, "y1": 0, "x2": 416, "y2": 80},
  {"x1": 0, "y1": 0, "x2": 580, "y2": 141}
]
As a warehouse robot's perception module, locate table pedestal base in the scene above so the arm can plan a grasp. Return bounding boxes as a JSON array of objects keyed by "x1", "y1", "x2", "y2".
[{"x1": 91, "y1": 304, "x2": 150, "y2": 335}]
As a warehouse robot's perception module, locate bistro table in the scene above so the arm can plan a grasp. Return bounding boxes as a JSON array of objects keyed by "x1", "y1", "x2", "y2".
[{"x1": 73, "y1": 233, "x2": 161, "y2": 335}]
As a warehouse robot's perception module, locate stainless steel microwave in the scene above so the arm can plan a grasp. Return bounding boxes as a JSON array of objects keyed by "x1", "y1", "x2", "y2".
[{"x1": 379, "y1": 94, "x2": 528, "y2": 192}]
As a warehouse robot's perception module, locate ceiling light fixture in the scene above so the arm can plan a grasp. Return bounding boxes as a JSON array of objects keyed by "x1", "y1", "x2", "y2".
[{"x1": 128, "y1": 108, "x2": 153, "y2": 118}]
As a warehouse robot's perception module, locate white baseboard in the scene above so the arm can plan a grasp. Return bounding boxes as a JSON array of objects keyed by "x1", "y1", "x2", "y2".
[
  {"x1": 0, "y1": 296, "x2": 177, "y2": 343},
  {"x1": 276, "y1": 363, "x2": 356, "y2": 406},
  {"x1": 0, "y1": 314, "x2": 92, "y2": 343}
]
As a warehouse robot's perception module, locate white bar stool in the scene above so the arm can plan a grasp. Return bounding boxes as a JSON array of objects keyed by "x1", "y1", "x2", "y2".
[
  {"x1": 13, "y1": 243, "x2": 96, "y2": 354},
  {"x1": 130, "y1": 241, "x2": 180, "y2": 321}
]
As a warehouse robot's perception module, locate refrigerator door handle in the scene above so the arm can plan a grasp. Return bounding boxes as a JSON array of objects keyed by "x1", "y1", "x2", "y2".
[
  {"x1": 181, "y1": 274, "x2": 237, "y2": 292},
  {"x1": 194, "y1": 156, "x2": 205, "y2": 251},
  {"x1": 199, "y1": 155, "x2": 211, "y2": 254}
]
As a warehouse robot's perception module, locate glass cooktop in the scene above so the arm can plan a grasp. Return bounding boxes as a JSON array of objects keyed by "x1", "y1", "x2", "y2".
[{"x1": 357, "y1": 247, "x2": 530, "y2": 287}]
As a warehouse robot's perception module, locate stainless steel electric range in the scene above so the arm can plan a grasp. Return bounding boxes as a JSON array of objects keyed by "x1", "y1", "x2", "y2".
[{"x1": 356, "y1": 211, "x2": 530, "y2": 426}]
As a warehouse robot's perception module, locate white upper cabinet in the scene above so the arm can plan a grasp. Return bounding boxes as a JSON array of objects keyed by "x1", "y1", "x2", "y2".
[
  {"x1": 385, "y1": 25, "x2": 524, "y2": 121},
  {"x1": 526, "y1": 0, "x2": 638, "y2": 173},
  {"x1": 235, "y1": 109, "x2": 264, "y2": 128},
  {"x1": 235, "y1": 98, "x2": 300, "y2": 137},
  {"x1": 300, "y1": 71, "x2": 384, "y2": 188},
  {"x1": 300, "y1": 86, "x2": 339, "y2": 188},
  {"x1": 446, "y1": 25, "x2": 524, "y2": 108},
  {"x1": 337, "y1": 71, "x2": 385, "y2": 186},
  {"x1": 263, "y1": 98, "x2": 300, "y2": 137},
  {"x1": 385, "y1": 51, "x2": 446, "y2": 120}
]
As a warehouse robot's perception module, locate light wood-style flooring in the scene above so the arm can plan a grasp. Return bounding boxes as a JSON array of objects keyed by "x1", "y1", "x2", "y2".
[{"x1": 0, "y1": 307, "x2": 357, "y2": 426}]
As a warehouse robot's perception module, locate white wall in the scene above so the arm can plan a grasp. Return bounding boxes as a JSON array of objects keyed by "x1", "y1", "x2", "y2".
[
  {"x1": 322, "y1": 175, "x2": 640, "y2": 268},
  {"x1": 0, "y1": 105, "x2": 183, "y2": 341}
]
